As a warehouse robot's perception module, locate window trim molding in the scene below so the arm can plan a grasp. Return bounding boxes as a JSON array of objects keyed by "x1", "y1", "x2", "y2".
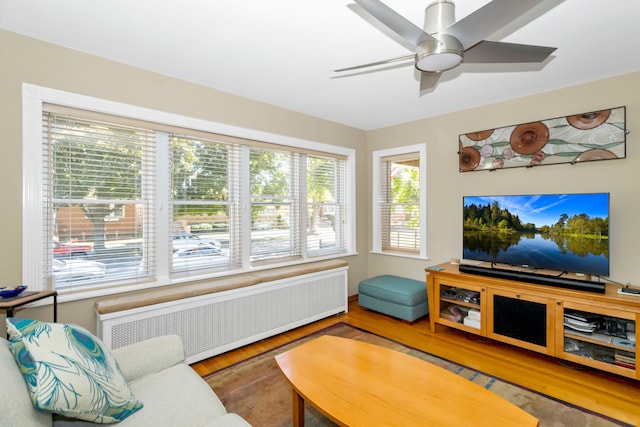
[
  {"x1": 22, "y1": 83, "x2": 356, "y2": 302},
  {"x1": 371, "y1": 143, "x2": 428, "y2": 259}
]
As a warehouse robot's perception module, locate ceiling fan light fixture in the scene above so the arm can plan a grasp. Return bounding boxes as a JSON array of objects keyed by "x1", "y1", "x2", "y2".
[
  {"x1": 416, "y1": 51, "x2": 462, "y2": 72},
  {"x1": 415, "y1": 34, "x2": 463, "y2": 72}
]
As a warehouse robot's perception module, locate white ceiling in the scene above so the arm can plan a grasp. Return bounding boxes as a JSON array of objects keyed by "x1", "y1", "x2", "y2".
[{"x1": 1, "y1": 0, "x2": 639, "y2": 130}]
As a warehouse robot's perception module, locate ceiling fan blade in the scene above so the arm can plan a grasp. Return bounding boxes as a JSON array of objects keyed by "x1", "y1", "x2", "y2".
[
  {"x1": 419, "y1": 71, "x2": 441, "y2": 93},
  {"x1": 444, "y1": 0, "x2": 546, "y2": 50},
  {"x1": 353, "y1": 0, "x2": 438, "y2": 47},
  {"x1": 334, "y1": 54, "x2": 414, "y2": 73},
  {"x1": 463, "y1": 40, "x2": 556, "y2": 63}
]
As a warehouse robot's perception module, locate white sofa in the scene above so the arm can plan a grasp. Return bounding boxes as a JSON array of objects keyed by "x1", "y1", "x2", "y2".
[{"x1": 0, "y1": 334, "x2": 251, "y2": 427}]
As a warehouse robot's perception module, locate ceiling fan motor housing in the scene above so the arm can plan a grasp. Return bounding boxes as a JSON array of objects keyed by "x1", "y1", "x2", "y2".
[
  {"x1": 424, "y1": 0, "x2": 455, "y2": 32},
  {"x1": 416, "y1": 0, "x2": 463, "y2": 72}
]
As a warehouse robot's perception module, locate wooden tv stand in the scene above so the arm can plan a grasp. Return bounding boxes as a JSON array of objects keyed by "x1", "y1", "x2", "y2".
[{"x1": 426, "y1": 262, "x2": 639, "y2": 380}]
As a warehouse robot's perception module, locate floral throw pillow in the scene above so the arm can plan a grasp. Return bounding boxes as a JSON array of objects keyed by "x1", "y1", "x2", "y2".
[{"x1": 6, "y1": 318, "x2": 143, "y2": 423}]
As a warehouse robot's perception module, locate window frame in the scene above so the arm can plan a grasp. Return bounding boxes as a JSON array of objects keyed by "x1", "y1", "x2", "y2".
[
  {"x1": 23, "y1": 83, "x2": 356, "y2": 302},
  {"x1": 371, "y1": 144, "x2": 428, "y2": 259}
]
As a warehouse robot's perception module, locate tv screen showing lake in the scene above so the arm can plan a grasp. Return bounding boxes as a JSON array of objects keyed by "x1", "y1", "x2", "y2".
[{"x1": 462, "y1": 194, "x2": 609, "y2": 276}]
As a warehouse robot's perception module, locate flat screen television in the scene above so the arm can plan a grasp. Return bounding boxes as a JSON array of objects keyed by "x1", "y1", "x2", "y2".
[{"x1": 462, "y1": 193, "x2": 610, "y2": 278}]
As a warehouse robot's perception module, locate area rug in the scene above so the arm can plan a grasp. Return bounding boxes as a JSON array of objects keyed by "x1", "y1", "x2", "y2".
[{"x1": 204, "y1": 322, "x2": 629, "y2": 427}]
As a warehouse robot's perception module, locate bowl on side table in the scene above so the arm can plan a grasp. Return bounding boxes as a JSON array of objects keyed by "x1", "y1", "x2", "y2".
[{"x1": 0, "y1": 286, "x2": 27, "y2": 298}]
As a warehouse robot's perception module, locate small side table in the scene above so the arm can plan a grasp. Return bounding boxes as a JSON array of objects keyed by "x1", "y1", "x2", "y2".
[{"x1": 0, "y1": 290, "x2": 57, "y2": 322}]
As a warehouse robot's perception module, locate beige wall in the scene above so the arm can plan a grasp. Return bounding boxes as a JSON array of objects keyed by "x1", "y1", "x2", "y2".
[
  {"x1": 3, "y1": 28, "x2": 639, "y2": 335},
  {"x1": 366, "y1": 71, "x2": 640, "y2": 285},
  {"x1": 0, "y1": 29, "x2": 368, "y2": 333}
]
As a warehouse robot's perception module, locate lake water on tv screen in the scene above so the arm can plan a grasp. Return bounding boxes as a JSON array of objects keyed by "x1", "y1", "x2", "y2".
[{"x1": 462, "y1": 231, "x2": 609, "y2": 276}]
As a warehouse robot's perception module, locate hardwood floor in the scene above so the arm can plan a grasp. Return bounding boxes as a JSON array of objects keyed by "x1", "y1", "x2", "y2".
[{"x1": 191, "y1": 297, "x2": 640, "y2": 426}]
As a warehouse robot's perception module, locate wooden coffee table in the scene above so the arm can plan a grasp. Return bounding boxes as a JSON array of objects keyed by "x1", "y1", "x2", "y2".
[{"x1": 275, "y1": 335, "x2": 538, "y2": 427}]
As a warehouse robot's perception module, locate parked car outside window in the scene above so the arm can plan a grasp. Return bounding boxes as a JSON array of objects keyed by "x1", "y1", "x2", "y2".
[
  {"x1": 172, "y1": 232, "x2": 221, "y2": 249},
  {"x1": 53, "y1": 241, "x2": 95, "y2": 258},
  {"x1": 172, "y1": 243, "x2": 227, "y2": 270},
  {"x1": 52, "y1": 258, "x2": 106, "y2": 284}
]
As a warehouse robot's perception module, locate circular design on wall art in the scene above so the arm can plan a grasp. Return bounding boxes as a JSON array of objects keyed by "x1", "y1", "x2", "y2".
[
  {"x1": 509, "y1": 122, "x2": 549, "y2": 155},
  {"x1": 573, "y1": 149, "x2": 617, "y2": 162},
  {"x1": 566, "y1": 110, "x2": 611, "y2": 130},
  {"x1": 459, "y1": 147, "x2": 480, "y2": 171},
  {"x1": 465, "y1": 129, "x2": 495, "y2": 141}
]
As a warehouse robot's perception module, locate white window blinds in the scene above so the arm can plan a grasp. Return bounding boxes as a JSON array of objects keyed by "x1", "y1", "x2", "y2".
[
  {"x1": 42, "y1": 112, "x2": 156, "y2": 290},
  {"x1": 169, "y1": 134, "x2": 242, "y2": 275},
  {"x1": 306, "y1": 154, "x2": 347, "y2": 256},
  {"x1": 379, "y1": 154, "x2": 421, "y2": 254},
  {"x1": 249, "y1": 147, "x2": 301, "y2": 263},
  {"x1": 27, "y1": 86, "x2": 354, "y2": 296}
]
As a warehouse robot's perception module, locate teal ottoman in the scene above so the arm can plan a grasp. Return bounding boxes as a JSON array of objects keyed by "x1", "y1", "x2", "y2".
[{"x1": 358, "y1": 275, "x2": 429, "y2": 322}]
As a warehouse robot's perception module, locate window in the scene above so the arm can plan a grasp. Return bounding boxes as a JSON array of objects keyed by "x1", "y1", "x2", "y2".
[
  {"x1": 169, "y1": 134, "x2": 239, "y2": 275},
  {"x1": 23, "y1": 84, "x2": 355, "y2": 299},
  {"x1": 43, "y1": 113, "x2": 156, "y2": 291},
  {"x1": 250, "y1": 147, "x2": 300, "y2": 263},
  {"x1": 306, "y1": 154, "x2": 347, "y2": 257},
  {"x1": 372, "y1": 144, "x2": 427, "y2": 258}
]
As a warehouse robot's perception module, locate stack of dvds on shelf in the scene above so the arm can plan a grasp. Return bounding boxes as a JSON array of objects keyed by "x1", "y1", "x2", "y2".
[{"x1": 564, "y1": 312, "x2": 599, "y2": 334}]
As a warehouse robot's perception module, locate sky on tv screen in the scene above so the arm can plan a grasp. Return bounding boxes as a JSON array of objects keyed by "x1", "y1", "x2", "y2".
[{"x1": 463, "y1": 193, "x2": 609, "y2": 227}]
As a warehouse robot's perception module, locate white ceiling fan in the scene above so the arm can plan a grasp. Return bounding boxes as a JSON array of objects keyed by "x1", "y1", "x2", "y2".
[{"x1": 336, "y1": 0, "x2": 560, "y2": 93}]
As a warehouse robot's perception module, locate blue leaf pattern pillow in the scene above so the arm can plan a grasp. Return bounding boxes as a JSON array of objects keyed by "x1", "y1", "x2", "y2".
[{"x1": 6, "y1": 318, "x2": 143, "y2": 423}]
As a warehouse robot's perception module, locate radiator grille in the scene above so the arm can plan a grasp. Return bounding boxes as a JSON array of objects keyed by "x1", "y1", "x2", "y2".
[{"x1": 99, "y1": 268, "x2": 347, "y2": 364}]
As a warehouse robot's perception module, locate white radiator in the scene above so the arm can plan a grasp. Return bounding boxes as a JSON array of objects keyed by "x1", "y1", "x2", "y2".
[{"x1": 97, "y1": 266, "x2": 348, "y2": 364}]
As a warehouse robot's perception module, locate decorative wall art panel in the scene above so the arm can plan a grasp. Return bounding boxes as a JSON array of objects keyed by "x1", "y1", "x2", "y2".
[{"x1": 459, "y1": 106, "x2": 626, "y2": 172}]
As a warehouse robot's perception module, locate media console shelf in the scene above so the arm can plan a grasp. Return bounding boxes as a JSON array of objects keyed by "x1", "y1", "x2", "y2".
[{"x1": 426, "y1": 263, "x2": 639, "y2": 379}]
